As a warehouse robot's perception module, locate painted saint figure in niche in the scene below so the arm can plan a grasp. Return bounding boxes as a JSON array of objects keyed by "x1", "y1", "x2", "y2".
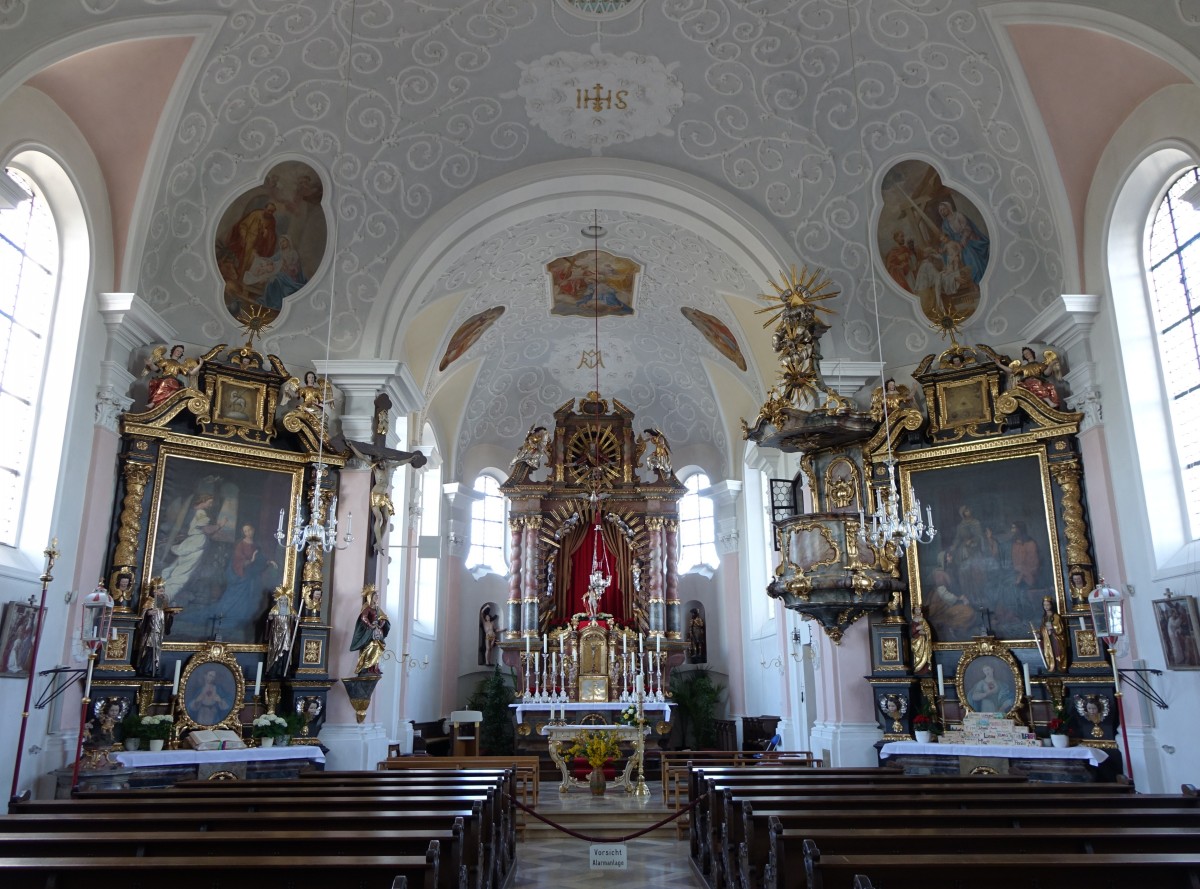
[{"x1": 438, "y1": 306, "x2": 505, "y2": 372}]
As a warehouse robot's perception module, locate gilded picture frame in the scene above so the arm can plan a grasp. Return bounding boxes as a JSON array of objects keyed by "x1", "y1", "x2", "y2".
[
  {"x1": 902, "y1": 441, "x2": 1064, "y2": 647},
  {"x1": 1152, "y1": 595, "x2": 1200, "y2": 670},
  {"x1": 0, "y1": 601, "x2": 38, "y2": 678},
  {"x1": 178, "y1": 643, "x2": 245, "y2": 733},
  {"x1": 955, "y1": 638, "x2": 1024, "y2": 719},
  {"x1": 144, "y1": 445, "x2": 303, "y2": 644}
]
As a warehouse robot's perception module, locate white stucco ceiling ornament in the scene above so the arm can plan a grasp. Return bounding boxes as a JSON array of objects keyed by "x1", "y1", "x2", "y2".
[
  {"x1": 555, "y1": 0, "x2": 645, "y2": 21},
  {"x1": 515, "y1": 44, "x2": 686, "y2": 155}
]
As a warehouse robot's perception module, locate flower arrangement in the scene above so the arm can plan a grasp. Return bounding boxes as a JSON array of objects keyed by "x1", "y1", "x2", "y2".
[
  {"x1": 252, "y1": 713, "x2": 289, "y2": 739},
  {"x1": 139, "y1": 714, "x2": 174, "y2": 740},
  {"x1": 916, "y1": 693, "x2": 943, "y2": 736},
  {"x1": 120, "y1": 712, "x2": 145, "y2": 740},
  {"x1": 567, "y1": 730, "x2": 623, "y2": 769},
  {"x1": 618, "y1": 705, "x2": 639, "y2": 726},
  {"x1": 1047, "y1": 718, "x2": 1069, "y2": 736},
  {"x1": 912, "y1": 714, "x2": 932, "y2": 731}
]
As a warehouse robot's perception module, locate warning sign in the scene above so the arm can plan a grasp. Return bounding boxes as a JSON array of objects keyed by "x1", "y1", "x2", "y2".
[{"x1": 589, "y1": 843, "x2": 628, "y2": 870}]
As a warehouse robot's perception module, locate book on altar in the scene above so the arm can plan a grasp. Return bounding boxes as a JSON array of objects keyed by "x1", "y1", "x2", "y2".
[{"x1": 187, "y1": 729, "x2": 246, "y2": 750}]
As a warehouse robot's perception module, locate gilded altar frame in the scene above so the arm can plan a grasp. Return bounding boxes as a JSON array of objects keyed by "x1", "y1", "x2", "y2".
[
  {"x1": 177, "y1": 642, "x2": 246, "y2": 733},
  {"x1": 955, "y1": 637, "x2": 1025, "y2": 720}
]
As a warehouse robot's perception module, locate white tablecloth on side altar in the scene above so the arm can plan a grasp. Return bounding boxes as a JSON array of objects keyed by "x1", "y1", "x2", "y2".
[
  {"x1": 111, "y1": 746, "x2": 325, "y2": 768},
  {"x1": 880, "y1": 740, "x2": 1107, "y2": 767}
]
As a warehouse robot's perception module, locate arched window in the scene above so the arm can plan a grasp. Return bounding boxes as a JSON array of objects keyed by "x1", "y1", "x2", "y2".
[
  {"x1": 678, "y1": 471, "x2": 719, "y2": 575},
  {"x1": 0, "y1": 167, "x2": 58, "y2": 546},
  {"x1": 467, "y1": 473, "x2": 507, "y2": 577},
  {"x1": 1147, "y1": 167, "x2": 1200, "y2": 537}
]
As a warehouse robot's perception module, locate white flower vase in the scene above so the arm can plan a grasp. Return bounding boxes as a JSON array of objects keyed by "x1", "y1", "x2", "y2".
[
  {"x1": 1050, "y1": 733, "x2": 1069, "y2": 748},
  {"x1": 148, "y1": 739, "x2": 164, "y2": 752},
  {"x1": 914, "y1": 730, "x2": 932, "y2": 744},
  {"x1": 123, "y1": 738, "x2": 141, "y2": 751},
  {"x1": 261, "y1": 736, "x2": 274, "y2": 748}
]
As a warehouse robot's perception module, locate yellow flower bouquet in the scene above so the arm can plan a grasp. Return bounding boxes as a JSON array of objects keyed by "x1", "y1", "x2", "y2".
[{"x1": 567, "y1": 730, "x2": 623, "y2": 769}]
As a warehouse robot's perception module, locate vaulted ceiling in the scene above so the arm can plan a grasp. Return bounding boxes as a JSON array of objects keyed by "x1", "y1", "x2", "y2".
[{"x1": 4, "y1": 0, "x2": 1194, "y2": 472}]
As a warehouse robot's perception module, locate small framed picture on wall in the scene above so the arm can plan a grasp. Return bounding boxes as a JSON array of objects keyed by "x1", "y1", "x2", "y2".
[
  {"x1": 0, "y1": 601, "x2": 39, "y2": 678},
  {"x1": 1152, "y1": 595, "x2": 1200, "y2": 670}
]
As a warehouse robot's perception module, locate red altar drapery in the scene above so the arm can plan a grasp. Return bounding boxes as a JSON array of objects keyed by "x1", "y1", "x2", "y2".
[{"x1": 570, "y1": 525, "x2": 625, "y2": 625}]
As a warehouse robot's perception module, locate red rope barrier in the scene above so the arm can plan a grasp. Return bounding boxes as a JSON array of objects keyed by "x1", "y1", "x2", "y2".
[{"x1": 513, "y1": 791, "x2": 707, "y2": 843}]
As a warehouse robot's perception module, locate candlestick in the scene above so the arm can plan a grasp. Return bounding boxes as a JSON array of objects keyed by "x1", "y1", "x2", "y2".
[
  {"x1": 254, "y1": 661, "x2": 263, "y2": 696},
  {"x1": 936, "y1": 664, "x2": 944, "y2": 697},
  {"x1": 172, "y1": 660, "x2": 182, "y2": 696}
]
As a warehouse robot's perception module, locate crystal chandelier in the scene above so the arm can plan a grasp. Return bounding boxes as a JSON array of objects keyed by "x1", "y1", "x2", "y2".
[
  {"x1": 859, "y1": 458, "x2": 935, "y2": 557},
  {"x1": 276, "y1": 466, "x2": 351, "y2": 552}
]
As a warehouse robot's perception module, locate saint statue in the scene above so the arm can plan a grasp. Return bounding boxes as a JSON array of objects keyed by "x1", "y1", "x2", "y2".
[
  {"x1": 265, "y1": 586, "x2": 294, "y2": 678},
  {"x1": 134, "y1": 579, "x2": 172, "y2": 677},
  {"x1": 351, "y1": 584, "x2": 390, "y2": 675},
  {"x1": 508, "y1": 425, "x2": 550, "y2": 482}
]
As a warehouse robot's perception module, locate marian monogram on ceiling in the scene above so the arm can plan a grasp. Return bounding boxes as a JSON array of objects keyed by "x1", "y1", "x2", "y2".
[{"x1": 513, "y1": 44, "x2": 688, "y2": 155}]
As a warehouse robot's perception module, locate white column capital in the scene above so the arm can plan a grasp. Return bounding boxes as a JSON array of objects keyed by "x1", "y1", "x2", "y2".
[
  {"x1": 1020, "y1": 294, "x2": 1102, "y2": 364},
  {"x1": 314, "y1": 359, "x2": 424, "y2": 442}
]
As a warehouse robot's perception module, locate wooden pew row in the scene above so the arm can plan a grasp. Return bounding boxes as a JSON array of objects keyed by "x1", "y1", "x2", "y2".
[
  {"x1": 375, "y1": 756, "x2": 541, "y2": 806},
  {"x1": 759, "y1": 824, "x2": 1200, "y2": 889},
  {"x1": 0, "y1": 808, "x2": 483, "y2": 885},
  {"x1": 689, "y1": 771, "x2": 1037, "y2": 883},
  {"x1": 10, "y1": 795, "x2": 500, "y2": 889},
  {"x1": 661, "y1": 750, "x2": 819, "y2": 809},
  {"x1": 793, "y1": 845, "x2": 1200, "y2": 889},
  {"x1": 741, "y1": 805, "x2": 1200, "y2": 889},
  {"x1": 707, "y1": 785, "x2": 1173, "y2": 889},
  {"x1": 0, "y1": 853, "x2": 436, "y2": 889},
  {"x1": 672, "y1": 764, "x2": 892, "y2": 840}
]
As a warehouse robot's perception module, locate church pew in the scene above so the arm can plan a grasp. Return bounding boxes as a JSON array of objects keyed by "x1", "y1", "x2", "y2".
[
  {"x1": 758, "y1": 824, "x2": 1200, "y2": 889},
  {"x1": 692, "y1": 773, "x2": 1040, "y2": 882},
  {"x1": 0, "y1": 831, "x2": 465, "y2": 889},
  {"x1": 9, "y1": 791, "x2": 499, "y2": 887},
  {"x1": 0, "y1": 851, "x2": 437, "y2": 889},
  {"x1": 662, "y1": 751, "x2": 820, "y2": 807},
  {"x1": 795, "y1": 844, "x2": 1200, "y2": 889},
  {"x1": 374, "y1": 757, "x2": 541, "y2": 805},
  {"x1": 739, "y1": 805, "x2": 1200, "y2": 889},
  {"x1": 703, "y1": 785, "x2": 1165, "y2": 889}
]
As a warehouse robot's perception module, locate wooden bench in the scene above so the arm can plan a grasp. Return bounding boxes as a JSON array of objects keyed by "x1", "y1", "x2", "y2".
[
  {"x1": 0, "y1": 852, "x2": 438, "y2": 889},
  {"x1": 376, "y1": 756, "x2": 541, "y2": 805},
  {"x1": 760, "y1": 824, "x2": 1200, "y2": 889},
  {"x1": 796, "y1": 844, "x2": 1200, "y2": 889}
]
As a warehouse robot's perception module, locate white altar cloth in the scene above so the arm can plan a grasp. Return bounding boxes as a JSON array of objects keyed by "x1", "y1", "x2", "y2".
[
  {"x1": 112, "y1": 746, "x2": 325, "y2": 768},
  {"x1": 880, "y1": 740, "x2": 1107, "y2": 767},
  {"x1": 511, "y1": 700, "x2": 671, "y2": 722}
]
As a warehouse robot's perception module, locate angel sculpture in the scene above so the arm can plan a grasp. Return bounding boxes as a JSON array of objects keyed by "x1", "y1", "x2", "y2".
[
  {"x1": 507, "y1": 425, "x2": 550, "y2": 482},
  {"x1": 639, "y1": 427, "x2": 673, "y2": 481},
  {"x1": 996, "y1": 346, "x2": 1063, "y2": 409},
  {"x1": 283, "y1": 371, "x2": 336, "y2": 431},
  {"x1": 870, "y1": 378, "x2": 917, "y2": 422},
  {"x1": 1074, "y1": 694, "x2": 1110, "y2": 739},
  {"x1": 143, "y1": 344, "x2": 201, "y2": 408}
]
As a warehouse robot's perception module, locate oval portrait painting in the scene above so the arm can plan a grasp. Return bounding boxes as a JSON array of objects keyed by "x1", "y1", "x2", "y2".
[
  {"x1": 214, "y1": 160, "x2": 327, "y2": 329},
  {"x1": 876, "y1": 160, "x2": 990, "y2": 327}
]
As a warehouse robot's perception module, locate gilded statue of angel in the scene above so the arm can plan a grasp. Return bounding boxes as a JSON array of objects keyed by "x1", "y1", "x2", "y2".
[
  {"x1": 870, "y1": 378, "x2": 916, "y2": 422},
  {"x1": 996, "y1": 346, "x2": 1063, "y2": 409},
  {"x1": 508, "y1": 425, "x2": 550, "y2": 482},
  {"x1": 641, "y1": 427, "x2": 673, "y2": 481},
  {"x1": 143, "y1": 344, "x2": 201, "y2": 408}
]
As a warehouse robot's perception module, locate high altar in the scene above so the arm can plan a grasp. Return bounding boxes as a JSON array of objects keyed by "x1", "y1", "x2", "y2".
[{"x1": 497, "y1": 392, "x2": 686, "y2": 746}]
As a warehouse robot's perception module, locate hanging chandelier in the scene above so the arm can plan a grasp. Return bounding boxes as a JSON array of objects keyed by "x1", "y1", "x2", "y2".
[{"x1": 859, "y1": 458, "x2": 935, "y2": 557}]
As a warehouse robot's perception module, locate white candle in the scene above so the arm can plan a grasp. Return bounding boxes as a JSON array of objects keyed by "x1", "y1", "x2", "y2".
[
  {"x1": 346, "y1": 511, "x2": 353, "y2": 536},
  {"x1": 936, "y1": 664, "x2": 944, "y2": 697},
  {"x1": 1022, "y1": 663, "x2": 1031, "y2": 696},
  {"x1": 254, "y1": 661, "x2": 263, "y2": 696},
  {"x1": 543, "y1": 633, "x2": 548, "y2": 655},
  {"x1": 560, "y1": 634, "x2": 564, "y2": 653},
  {"x1": 525, "y1": 635, "x2": 531, "y2": 655},
  {"x1": 277, "y1": 508, "x2": 285, "y2": 535},
  {"x1": 639, "y1": 632, "x2": 644, "y2": 654},
  {"x1": 172, "y1": 660, "x2": 182, "y2": 695},
  {"x1": 656, "y1": 633, "x2": 661, "y2": 654},
  {"x1": 623, "y1": 632, "x2": 627, "y2": 655}
]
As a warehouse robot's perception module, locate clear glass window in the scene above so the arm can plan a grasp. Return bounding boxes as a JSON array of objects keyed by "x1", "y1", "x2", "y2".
[
  {"x1": 0, "y1": 168, "x2": 58, "y2": 546},
  {"x1": 467, "y1": 474, "x2": 507, "y2": 575},
  {"x1": 678, "y1": 472, "x2": 719, "y2": 574},
  {"x1": 1147, "y1": 167, "x2": 1200, "y2": 536}
]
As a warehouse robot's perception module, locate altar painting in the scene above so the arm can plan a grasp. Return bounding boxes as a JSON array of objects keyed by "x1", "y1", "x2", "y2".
[
  {"x1": 876, "y1": 160, "x2": 990, "y2": 326},
  {"x1": 146, "y1": 451, "x2": 301, "y2": 643},
  {"x1": 905, "y1": 448, "x2": 1062, "y2": 645}
]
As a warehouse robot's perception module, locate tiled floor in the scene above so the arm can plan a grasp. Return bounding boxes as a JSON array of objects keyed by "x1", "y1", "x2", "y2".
[{"x1": 512, "y1": 783, "x2": 701, "y2": 887}]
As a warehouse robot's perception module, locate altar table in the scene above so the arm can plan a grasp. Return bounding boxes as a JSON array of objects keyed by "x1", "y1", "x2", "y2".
[
  {"x1": 512, "y1": 700, "x2": 672, "y2": 723},
  {"x1": 541, "y1": 723, "x2": 650, "y2": 794},
  {"x1": 879, "y1": 740, "x2": 1109, "y2": 783},
  {"x1": 54, "y1": 746, "x2": 325, "y2": 797}
]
